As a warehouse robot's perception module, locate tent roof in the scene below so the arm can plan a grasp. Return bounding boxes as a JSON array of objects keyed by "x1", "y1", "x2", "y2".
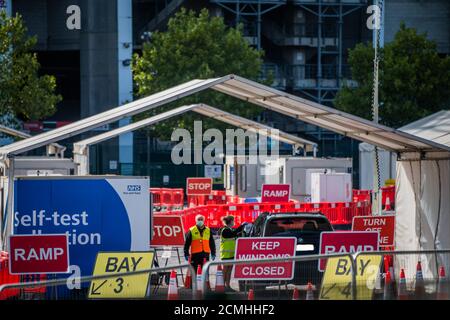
[
  {"x1": 211, "y1": 76, "x2": 450, "y2": 153},
  {"x1": 1, "y1": 74, "x2": 448, "y2": 160},
  {"x1": 399, "y1": 110, "x2": 450, "y2": 147},
  {"x1": 0, "y1": 125, "x2": 31, "y2": 140},
  {"x1": 0, "y1": 125, "x2": 66, "y2": 155},
  {"x1": 192, "y1": 104, "x2": 316, "y2": 151},
  {"x1": 359, "y1": 110, "x2": 450, "y2": 150},
  {"x1": 73, "y1": 103, "x2": 317, "y2": 155}
]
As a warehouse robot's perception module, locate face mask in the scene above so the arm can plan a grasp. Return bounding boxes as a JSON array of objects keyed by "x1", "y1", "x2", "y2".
[{"x1": 196, "y1": 220, "x2": 204, "y2": 227}]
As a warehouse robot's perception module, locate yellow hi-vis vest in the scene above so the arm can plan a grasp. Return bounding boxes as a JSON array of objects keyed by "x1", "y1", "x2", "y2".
[
  {"x1": 189, "y1": 225, "x2": 211, "y2": 254},
  {"x1": 220, "y1": 227, "x2": 236, "y2": 259}
]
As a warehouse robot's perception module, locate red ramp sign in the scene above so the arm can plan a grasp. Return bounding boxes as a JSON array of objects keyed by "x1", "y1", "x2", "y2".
[
  {"x1": 151, "y1": 215, "x2": 185, "y2": 247},
  {"x1": 233, "y1": 237, "x2": 296, "y2": 280},
  {"x1": 9, "y1": 234, "x2": 70, "y2": 274},
  {"x1": 319, "y1": 231, "x2": 379, "y2": 271},
  {"x1": 352, "y1": 215, "x2": 395, "y2": 247},
  {"x1": 261, "y1": 184, "x2": 290, "y2": 203}
]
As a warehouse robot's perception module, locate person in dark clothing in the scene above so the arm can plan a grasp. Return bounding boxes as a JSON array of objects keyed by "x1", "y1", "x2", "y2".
[
  {"x1": 219, "y1": 215, "x2": 248, "y2": 291},
  {"x1": 184, "y1": 214, "x2": 216, "y2": 272}
]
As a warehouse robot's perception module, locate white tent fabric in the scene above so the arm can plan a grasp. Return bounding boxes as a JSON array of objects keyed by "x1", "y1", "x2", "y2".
[
  {"x1": 395, "y1": 152, "x2": 450, "y2": 282},
  {"x1": 377, "y1": 111, "x2": 450, "y2": 282},
  {"x1": 400, "y1": 110, "x2": 450, "y2": 146}
]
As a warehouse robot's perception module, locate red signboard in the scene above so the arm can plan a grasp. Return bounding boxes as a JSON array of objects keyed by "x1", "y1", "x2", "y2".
[
  {"x1": 319, "y1": 231, "x2": 379, "y2": 271},
  {"x1": 234, "y1": 237, "x2": 296, "y2": 280},
  {"x1": 186, "y1": 178, "x2": 213, "y2": 195},
  {"x1": 9, "y1": 234, "x2": 70, "y2": 275},
  {"x1": 261, "y1": 184, "x2": 290, "y2": 203},
  {"x1": 151, "y1": 215, "x2": 185, "y2": 247},
  {"x1": 352, "y1": 215, "x2": 395, "y2": 247}
]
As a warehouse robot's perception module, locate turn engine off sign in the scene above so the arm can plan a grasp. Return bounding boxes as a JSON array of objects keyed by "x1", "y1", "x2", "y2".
[{"x1": 89, "y1": 251, "x2": 154, "y2": 299}]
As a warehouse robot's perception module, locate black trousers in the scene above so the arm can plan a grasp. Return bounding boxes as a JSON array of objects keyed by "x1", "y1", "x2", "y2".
[{"x1": 190, "y1": 252, "x2": 210, "y2": 272}]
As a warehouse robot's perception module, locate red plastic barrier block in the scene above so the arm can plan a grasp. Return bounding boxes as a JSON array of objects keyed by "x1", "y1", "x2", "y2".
[
  {"x1": 0, "y1": 255, "x2": 20, "y2": 300},
  {"x1": 150, "y1": 188, "x2": 162, "y2": 206},
  {"x1": 172, "y1": 189, "x2": 184, "y2": 206}
]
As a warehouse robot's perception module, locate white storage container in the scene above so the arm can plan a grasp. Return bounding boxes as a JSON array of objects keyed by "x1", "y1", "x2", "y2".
[
  {"x1": 310, "y1": 172, "x2": 353, "y2": 203},
  {"x1": 263, "y1": 157, "x2": 353, "y2": 202},
  {"x1": 224, "y1": 156, "x2": 353, "y2": 201}
]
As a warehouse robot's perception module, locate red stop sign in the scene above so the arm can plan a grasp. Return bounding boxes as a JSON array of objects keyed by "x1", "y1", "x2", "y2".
[{"x1": 186, "y1": 178, "x2": 212, "y2": 195}]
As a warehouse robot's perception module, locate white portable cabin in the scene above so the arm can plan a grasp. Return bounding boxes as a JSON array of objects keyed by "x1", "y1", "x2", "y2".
[
  {"x1": 263, "y1": 157, "x2": 353, "y2": 202},
  {"x1": 224, "y1": 155, "x2": 295, "y2": 198},
  {"x1": 310, "y1": 172, "x2": 353, "y2": 203}
]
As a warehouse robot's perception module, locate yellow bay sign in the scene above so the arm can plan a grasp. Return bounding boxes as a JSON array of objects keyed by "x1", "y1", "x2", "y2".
[
  {"x1": 319, "y1": 254, "x2": 382, "y2": 300},
  {"x1": 89, "y1": 251, "x2": 155, "y2": 299}
]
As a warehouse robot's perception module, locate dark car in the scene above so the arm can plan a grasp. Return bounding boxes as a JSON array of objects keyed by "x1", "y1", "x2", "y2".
[{"x1": 239, "y1": 212, "x2": 333, "y2": 291}]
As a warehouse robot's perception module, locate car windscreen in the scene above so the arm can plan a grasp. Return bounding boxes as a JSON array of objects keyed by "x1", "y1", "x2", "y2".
[{"x1": 264, "y1": 217, "x2": 332, "y2": 236}]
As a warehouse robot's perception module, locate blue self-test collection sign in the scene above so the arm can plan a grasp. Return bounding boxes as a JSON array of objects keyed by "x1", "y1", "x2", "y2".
[{"x1": 13, "y1": 177, "x2": 151, "y2": 290}]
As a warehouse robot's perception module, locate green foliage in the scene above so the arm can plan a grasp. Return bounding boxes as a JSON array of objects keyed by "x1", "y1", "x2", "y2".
[
  {"x1": 0, "y1": 11, "x2": 61, "y2": 123},
  {"x1": 335, "y1": 23, "x2": 450, "y2": 128},
  {"x1": 132, "y1": 8, "x2": 265, "y2": 138}
]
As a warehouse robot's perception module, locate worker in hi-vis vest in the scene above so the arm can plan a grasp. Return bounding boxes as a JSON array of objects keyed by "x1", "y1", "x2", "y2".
[
  {"x1": 184, "y1": 214, "x2": 216, "y2": 271},
  {"x1": 219, "y1": 215, "x2": 248, "y2": 291}
]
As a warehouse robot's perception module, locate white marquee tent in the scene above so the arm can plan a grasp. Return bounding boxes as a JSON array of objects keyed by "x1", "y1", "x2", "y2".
[
  {"x1": 359, "y1": 110, "x2": 450, "y2": 280},
  {"x1": 0, "y1": 75, "x2": 449, "y2": 277},
  {"x1": 72, "y1": 103, "x2": 318, "y2": 175}
]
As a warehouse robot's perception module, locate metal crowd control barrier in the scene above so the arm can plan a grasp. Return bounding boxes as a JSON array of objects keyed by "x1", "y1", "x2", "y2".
[
  {"x1": 201, "y1": 249, "x2": 450, "y2": 300},
  {"x1": 355, "y1": 249, "x2": 450, "y2": 299},
  {"x1": 0, "y1": 263, "x2": 196, "y2": 300},
  {"x1": 2, "y1": 250, "x2": 449, "y2": 300},
  {"x1": 201, "y1": 253, "x2": 356, "y2": 299}
]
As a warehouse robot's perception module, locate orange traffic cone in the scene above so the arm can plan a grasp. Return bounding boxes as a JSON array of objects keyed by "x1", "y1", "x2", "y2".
[
  {"x1": 384, "y1": 197, "x2": 392, "y2": 211},
  {"x1": 292, "y1": 287, "x2": 300, "y2": 300},
  {"x1": 375, "y1": 267, "x2": 383, "y2": 290},
  {"x1": 436, "y1": 266, "x2": 448, "y2": 300},
  {"x1": 414, "y1": 261, "x2": 425, "y2": 298},
  {"x1": 388, "y1": 256, "x2": 395, "y2": 281},
  {"x1": 383, "y1": 256, "x2": 390, "y2": 274},
  {"x1": 305, "y1": 282, "x2": 314, "y2": 300},
  {"x1": 398, "y1": 268, "x2": 408, "y2": 300},
  {"x1": 196, "y1": 264, "x2": 203, "y2": 299},
  {"x1": 384, "y1": 271, "x2": 394, "y2": 300},
  {"x1": 248, "y1": 289, "x2": 255, "y2": 300},
  {"x1": 184, "y1": 257, "x2": 192, "y2": 289},
  {"x1": 167, "y1": 270, "x2": 179, "y2": 300},
  {"x1": 203, "y1": 258, "x2": 211, "y2": 291},
  {"x1": 386, "y1": 256, "x2": 396, "y2": 292},
  {"x1": 215, "y1": 265, "x2": 225, "y2": 293}
]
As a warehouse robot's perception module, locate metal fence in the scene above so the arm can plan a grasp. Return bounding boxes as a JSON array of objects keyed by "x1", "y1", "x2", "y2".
[
  {"x1": 0, "y1": 263, "x2": 196, "y2": 300},
  {"x1": 201, "y1": 250, "x2": 450, "y2": 300},
  {"x1": 1, "y1": 250, "x2": 450, "y2": 300}
]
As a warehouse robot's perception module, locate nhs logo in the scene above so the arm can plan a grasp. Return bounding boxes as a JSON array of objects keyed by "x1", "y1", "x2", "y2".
[{"x1": 127, "y1": 185, "x2": 141, "y2": 192}]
